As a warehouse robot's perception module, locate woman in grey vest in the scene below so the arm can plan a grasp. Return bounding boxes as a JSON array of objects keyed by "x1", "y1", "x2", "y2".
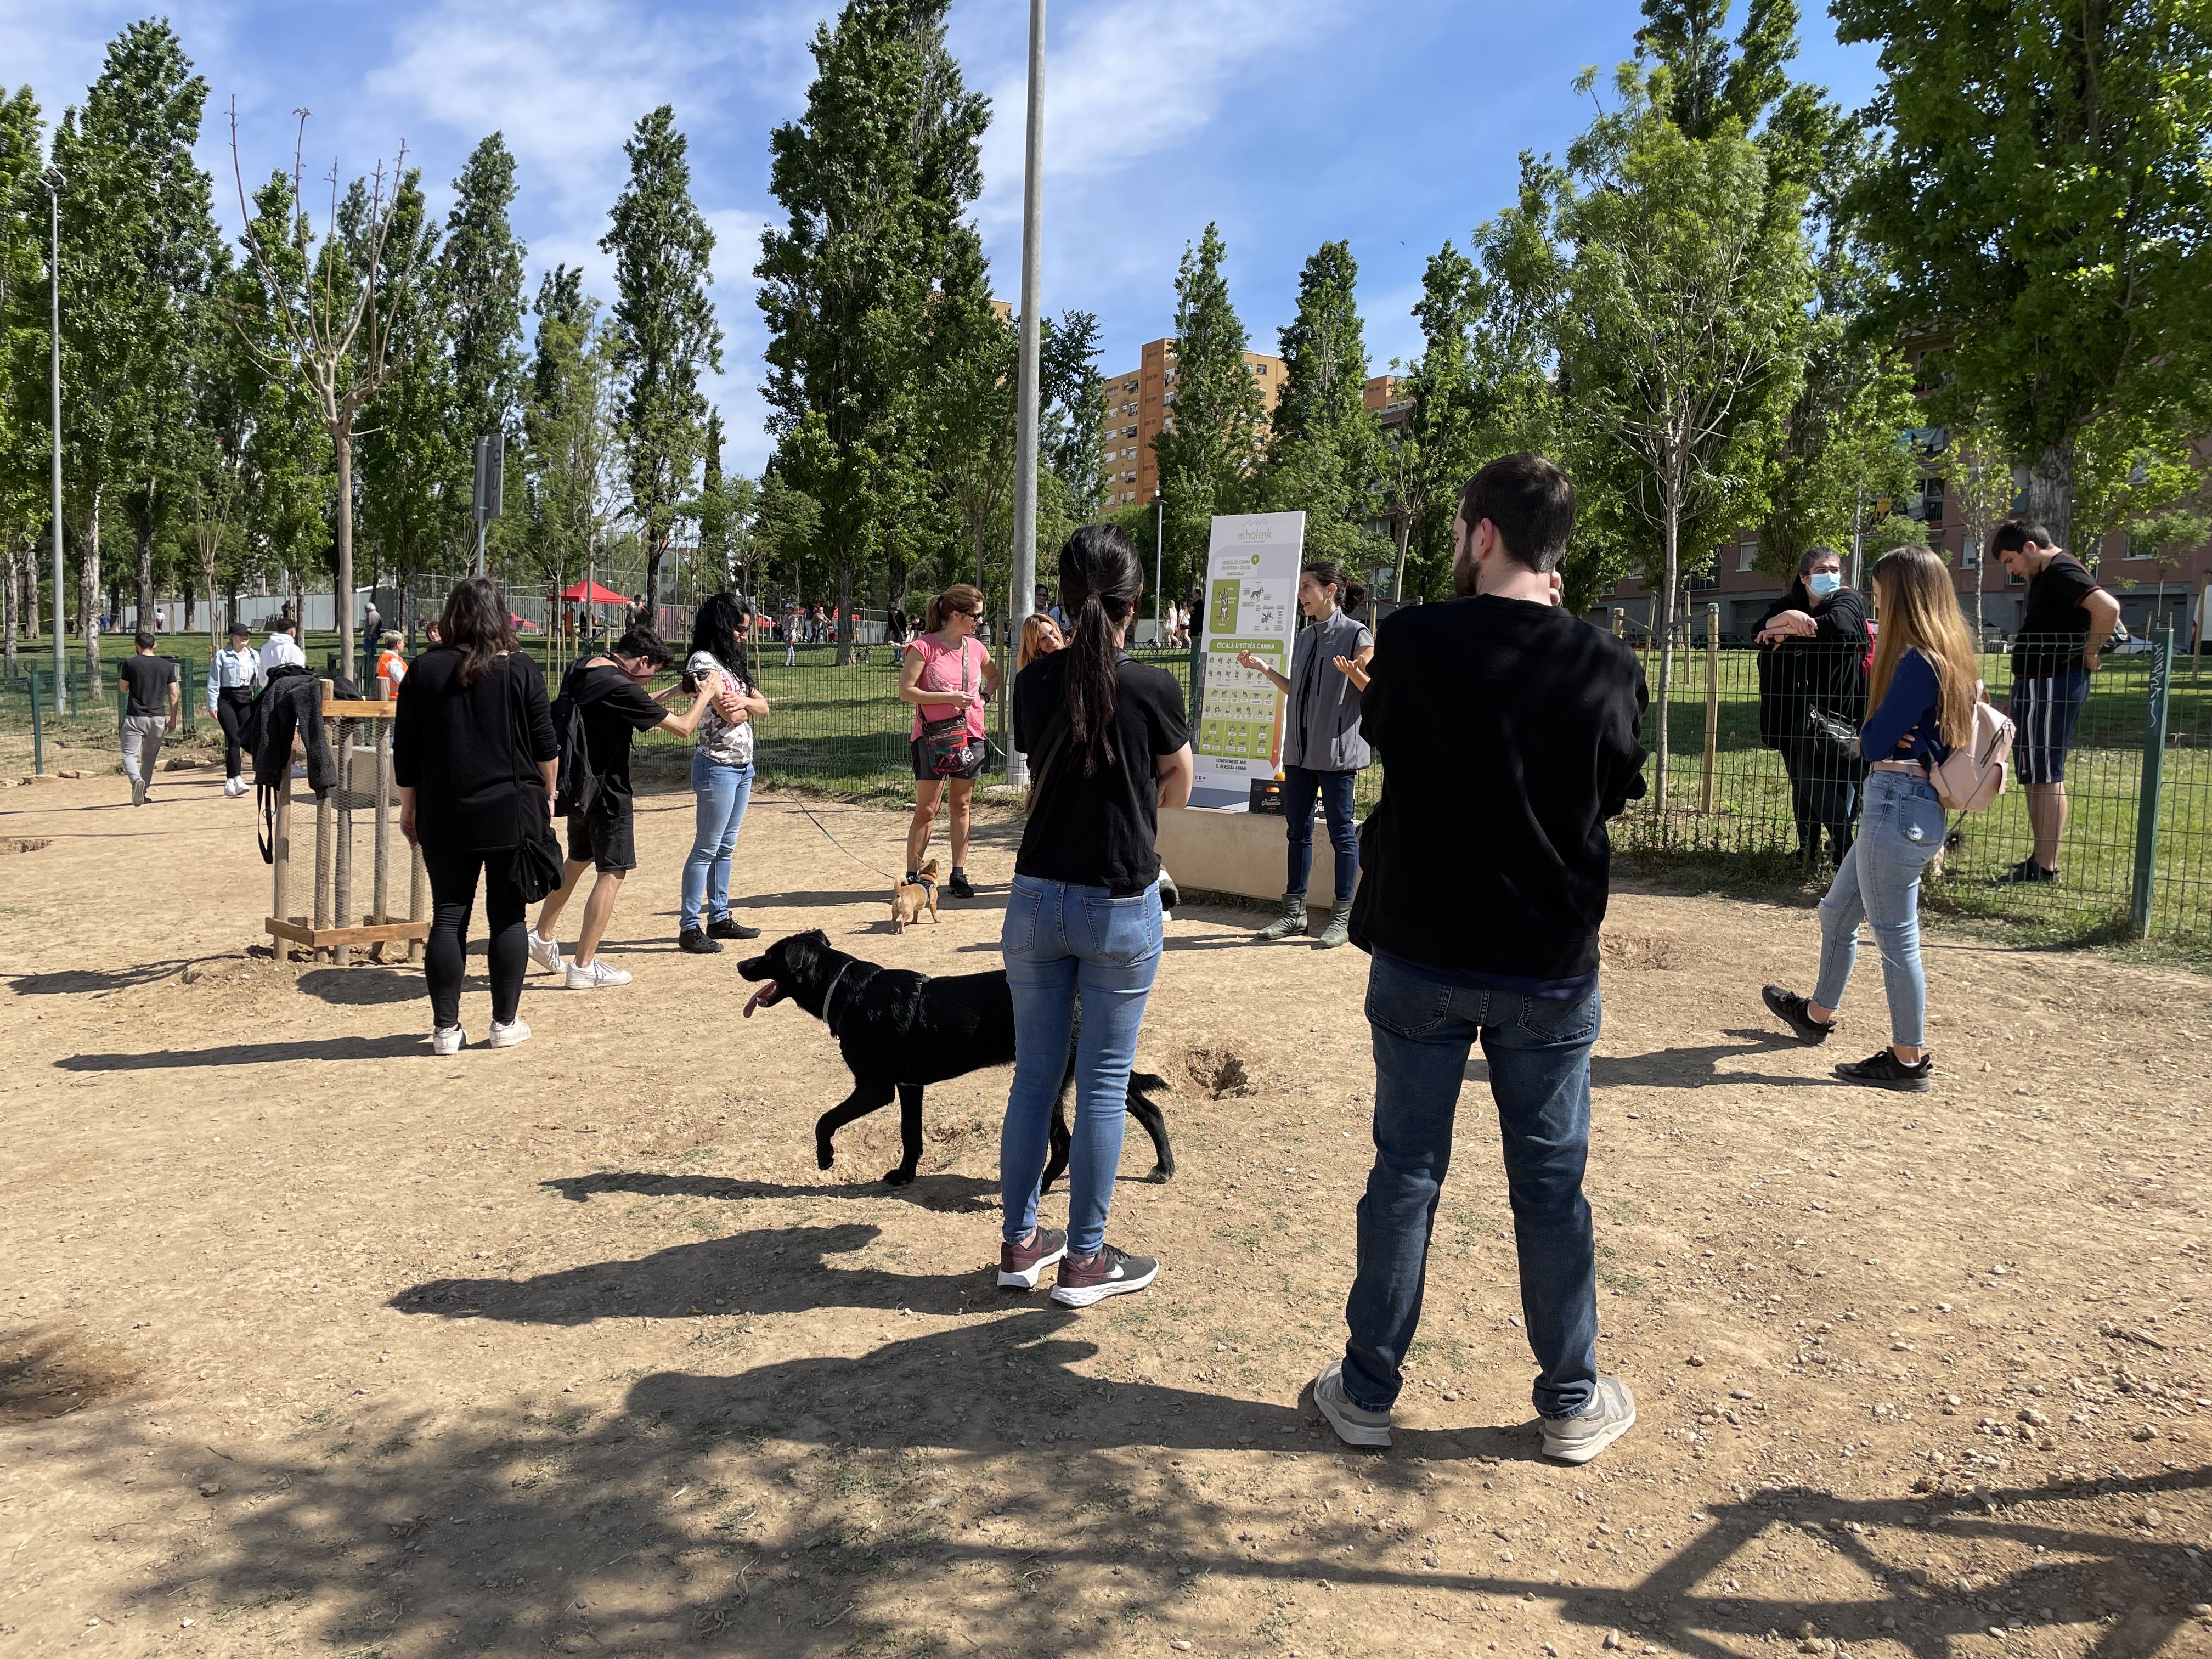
[{"x1": 1237, "y1": 560, "x2": 1374, "y2": 949}]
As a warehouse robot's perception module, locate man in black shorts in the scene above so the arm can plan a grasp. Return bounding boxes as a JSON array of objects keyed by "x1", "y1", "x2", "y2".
[
  {"x1": 1994, "y1": 519, "x2": 2120, "y2": 884},
  {"x1": 529, "y1": 627, "x2": 720, "y2": 989}
]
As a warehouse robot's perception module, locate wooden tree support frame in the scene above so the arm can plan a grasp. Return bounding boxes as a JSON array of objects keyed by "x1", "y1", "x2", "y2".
[{"x1": 266, "y1": 680, "x2": 428, "y2": 963}]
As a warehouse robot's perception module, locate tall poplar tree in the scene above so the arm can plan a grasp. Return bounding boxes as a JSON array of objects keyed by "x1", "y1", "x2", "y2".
[
  {"x1": 1150, "y1": 222, "x2": 1261, "y2": 600},
  {"x1": 53, "y1": 19, "x2": 219, "y2": 669},
  {"x1": 601, "y1": 105, "x2": 720, "y2": 612},
  {"x1": 757, "y1": 0, "x2": 988, "y2": 662},
  {"x1": 441, "y1": 132, "x2": 526, "y2": 566},
  {"x1": 1040, "y1": 309, "x2": 1105, "y2": 520},
  {"x1": 1258, "y1": 239, "x2": 1385, "y2": 567},
  {"x1": 0, "y1": 85, "x2": 46, "y2": 665},
  {"x1": 1835, "y1": 0, "x2": 2212, "y2": 549}
]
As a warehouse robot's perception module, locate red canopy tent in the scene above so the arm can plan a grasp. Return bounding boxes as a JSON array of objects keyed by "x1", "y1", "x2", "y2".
[{"x1": 558, "y1": 579, "x2": 629, "y2": 605}]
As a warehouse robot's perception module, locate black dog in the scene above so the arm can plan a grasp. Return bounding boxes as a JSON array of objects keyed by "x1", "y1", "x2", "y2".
[{"x1": 737, "y1": 929, "x2": 1175, "y2": 1190}]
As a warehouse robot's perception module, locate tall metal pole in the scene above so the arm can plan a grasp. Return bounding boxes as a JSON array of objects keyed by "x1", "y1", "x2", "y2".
[
  {"x1": 1154, "y1": 496, "x2": 1163, "y2": 640},
  {"x1": 1005, "y1": 0, "x2": 1045, "y2": 787},
  {"x1": 46, "y1": 171, "x2": 65, "y2": 713}
]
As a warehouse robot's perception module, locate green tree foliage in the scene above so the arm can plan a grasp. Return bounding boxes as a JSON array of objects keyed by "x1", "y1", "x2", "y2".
[
  {"x1": 1257, "y1": 239, "x2": 1387, "y2": 571},
  {"x1": 1040, "y1": 308, "x2": 1105, "y2": 521},
  {"x1": 757, "y1": 0, "x2": 987, "y2": 659},
  {"x1": 0, "y1": 85, "x2": 47, "y2": 661},
  {"x1": 919, "y1": 229, "x2": 1017, "y2": 607},
  {"x1": 601, "y1": 105, "x2": 721, "y2": 612},
  {"x1": 1835, "y1": 0, "x2": 2212, "y2": 550},
  {"x1": 685, "y1": 409, "x2": 758, "y2": 597},
  {"x1": 521, "y1": 264, "x2": 623, "y2": 609},
  {"x1": 439, "y1": 132, "x2": 527, "y2": 572},
  {"x1": 1151, "y1": 222, "x2": 1261, "y2": 604},
  {"x1": 1523, "y1": 55, "x2": 1814, "y2": 808},
  {"x1": 52, "y1": 19, "x2": 220, "y2": 668}
]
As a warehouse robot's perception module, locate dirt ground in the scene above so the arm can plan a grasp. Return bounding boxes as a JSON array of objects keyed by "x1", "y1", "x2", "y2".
[{"x1": 2, "y1": 754, "x2": 2209, "y2": 1659}]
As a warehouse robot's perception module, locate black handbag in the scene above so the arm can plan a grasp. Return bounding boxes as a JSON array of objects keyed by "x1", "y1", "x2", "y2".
[
  {"x1": 499, "y1": 654, "x2": 566, "y2": 901},
  {"x1": 918, "y1": 640, "x2": 986, "y2": 778}
]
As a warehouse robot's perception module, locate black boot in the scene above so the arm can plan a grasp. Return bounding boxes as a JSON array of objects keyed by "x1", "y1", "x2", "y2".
[{"x1": 1256, "y1": 893, "x2": 1308, "y2": 941}]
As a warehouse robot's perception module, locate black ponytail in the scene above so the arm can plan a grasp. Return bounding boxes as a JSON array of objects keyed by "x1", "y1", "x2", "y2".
[
  {"x1": 1302, "y1": 559, "x2": 1368, "y2": 615},
  {"x1": 1057, "y1": 524, "x2": 1143, "y2": 775}
]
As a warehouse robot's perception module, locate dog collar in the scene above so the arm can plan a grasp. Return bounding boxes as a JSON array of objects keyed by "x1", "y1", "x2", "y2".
[{"x1": 822, "y1": 960, "x2": 856, "y2": 1039}]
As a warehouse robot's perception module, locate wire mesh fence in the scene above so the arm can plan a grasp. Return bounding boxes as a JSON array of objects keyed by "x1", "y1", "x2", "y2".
[{"x1": 4, "y1": 624, "x2": 2206, "y2": 949}]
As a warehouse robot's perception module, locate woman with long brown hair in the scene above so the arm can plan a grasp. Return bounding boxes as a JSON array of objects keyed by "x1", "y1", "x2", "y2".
[
  {"x1": 897, "y1": 583, "x2": 1001, "y2": 897},
  {"x1": 1761, "y1": 545, "x2": 1980, "y2": 1091}
]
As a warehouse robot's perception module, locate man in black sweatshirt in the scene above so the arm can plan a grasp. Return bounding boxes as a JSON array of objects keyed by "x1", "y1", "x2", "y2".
[{"x1": 1312, "y1": 452, "x2": 1649, "y2": 1464}]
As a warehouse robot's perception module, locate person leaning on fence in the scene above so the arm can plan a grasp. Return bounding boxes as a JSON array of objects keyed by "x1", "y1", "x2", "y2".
[
  {"x1": 528, "y1": 625, "x2": 721, "y2": 990},
  {"x1": 393, "y1": 578, "x2": 560, "y2": 1056},
  {"x1": 678, "y1": 592, "x2": 773, "y2": 956},
  {"x1": 1754, "y1": 546, "x2": 1871, "y2": 871},
  {"x1": 997, "y1": 524, "x2": 1194, "y2": 1306},
  {"x1": 208, "y1": 620, "x2": 262, "y2": 798},
  {"x1": 1761, "y1": 544, "x2": 1983, "y2": 1092},
  {"x1": 1991, "y1": 518, "x2": 2120, "y2": 886},
  {"x1": 1312, "y1": 452, "x2": 1647, "y2": 1463},
  {"x1": 1240, "y1": 560, "x2": 1375, "y2": 950},
  {"x1": 899, "y1": 584, "x2": 1001, "y2": 900},
  {"x1": 116, "y1": 630, "x2": 179, "y2": 809}
]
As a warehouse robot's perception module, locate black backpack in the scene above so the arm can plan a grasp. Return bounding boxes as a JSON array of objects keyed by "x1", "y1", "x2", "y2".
[{"x1": 549, "y1": 663, "x2": 604, "y2": 818}]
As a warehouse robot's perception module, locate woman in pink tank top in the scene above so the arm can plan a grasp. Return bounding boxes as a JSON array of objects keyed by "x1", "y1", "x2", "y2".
[{"x1": 896, "y1": 584, "x2": 1001, "y2": 897}]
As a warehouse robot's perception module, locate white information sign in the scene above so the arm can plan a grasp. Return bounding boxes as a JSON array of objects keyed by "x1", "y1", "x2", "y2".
[{"x1": 1190, "y1": 510, "x2": 1306, "y2": 809}]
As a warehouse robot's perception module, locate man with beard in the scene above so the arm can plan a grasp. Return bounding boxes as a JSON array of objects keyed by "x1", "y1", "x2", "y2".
[{"x1": 1311, "y1": 452, "x2": 1650, "y2": 1464}]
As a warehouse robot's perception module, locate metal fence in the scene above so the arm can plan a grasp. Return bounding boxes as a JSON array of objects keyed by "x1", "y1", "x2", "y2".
[{"x1": 5, "y1": 625, "x2": 2207, "y2": 950}]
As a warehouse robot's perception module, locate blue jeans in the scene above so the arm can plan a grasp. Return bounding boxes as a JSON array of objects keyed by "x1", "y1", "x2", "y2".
[
  {"x1": 1344, "y1": 953, "x2": 1602, "y2": 1421},
  {"x1": 1283, "y1": 764, "x2": 1359, "y2": 901},
  {"x1": 999, "y1": 874, "x2": 1164, "y2": 1255},
  {"x1": 681, "y1": 754, "x2": 755, "y2": 930},
  {"x1": 1812, "y1": 768, "x2": 1945, "y2": 1047}
]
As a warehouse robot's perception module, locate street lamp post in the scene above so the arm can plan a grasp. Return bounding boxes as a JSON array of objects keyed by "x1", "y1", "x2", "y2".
[
  {"x1": 1005, "y1": 0, "x2": 1045, "y2": 787},
  {"x1": 44, "y1": 167, "x2": 65, "y2": 712}
]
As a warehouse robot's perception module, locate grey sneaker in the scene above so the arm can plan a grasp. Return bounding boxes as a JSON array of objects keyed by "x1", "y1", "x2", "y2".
[
  {"x1": 1256, "y1": 893, "x2": 1308, "y2": 941},
  {"x1": 1312, "y1": 1360, "x2": 1392, "y2": 1448},
  {"x1": 1316, "y1": 899, "x2": 1353, "y2": 950},
  {"x1": 1539, "y1": 1375, "x2": 1636, "y2": 1464}
]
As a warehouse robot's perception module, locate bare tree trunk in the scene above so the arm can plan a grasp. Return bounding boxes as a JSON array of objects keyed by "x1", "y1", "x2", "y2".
[
  {"x1": 136, "y1": 500, "x2": 156, "y2": 628},
  {"x1": 1654, "y1": 484, "x2": 1680, "y2": 821},
  {"x1": 835, "y1": 558, "x2": 854, "y2": 668},
  {"x1": 2028, "y1": 436, "x2": 2076, "y2": 555},
  {"x1": 644, "y1": 533, "x2": 666, "y2": 625},
  {"x1": 3, "y1": 541, "x2": 16, "y2": 678},
  {"x1": 334, "y1": 426, "x2": 356, "y2": 677}
]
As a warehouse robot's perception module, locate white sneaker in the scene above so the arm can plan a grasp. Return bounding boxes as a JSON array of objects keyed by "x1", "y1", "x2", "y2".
[
  {"x1": 526, "y1": 930, "x2": 564, "y2": 974},
  {"x1": 486, "y1": 1018, "x2": 532, "y2": 1049},
  {"x1": 432, "y1": 1024, "x2": 466, "y2": 1056},
  {"x1": 565, "y1": 958, "x2": 631, "y2": 990},
  {"x1": 223, "y1": 776, "x2": 246, "y2": 798}
]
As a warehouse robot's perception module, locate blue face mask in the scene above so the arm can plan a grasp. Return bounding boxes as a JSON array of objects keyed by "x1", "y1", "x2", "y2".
[{"x1": 1807, "y1": 571, "x2": 1842, "y2": 600}]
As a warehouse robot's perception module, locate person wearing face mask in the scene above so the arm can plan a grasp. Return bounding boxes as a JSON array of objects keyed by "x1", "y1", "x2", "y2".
[{"x1": 1755, "y1": 547, "x2": 1871, "y2": 871}]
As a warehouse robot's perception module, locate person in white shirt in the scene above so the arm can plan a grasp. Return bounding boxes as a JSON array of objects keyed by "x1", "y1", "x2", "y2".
[
  {"x1": 261, "y1": 618, "x2": 306, "y2": 675},
  {"x1": 208, "y1": 620, "x2": 264, "y2": 795}
]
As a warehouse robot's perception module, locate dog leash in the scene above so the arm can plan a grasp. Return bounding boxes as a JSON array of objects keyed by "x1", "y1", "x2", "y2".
[{"x1": 780, "y1": 798, "x2": 903, "y2": 884}]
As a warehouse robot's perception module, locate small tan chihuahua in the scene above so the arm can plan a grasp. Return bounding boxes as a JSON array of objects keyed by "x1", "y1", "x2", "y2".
[{"x1": 889, "y1": 859, "x2": 941, "y2": 933}]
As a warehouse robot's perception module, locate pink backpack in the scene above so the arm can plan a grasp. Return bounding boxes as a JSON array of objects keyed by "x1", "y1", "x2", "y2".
[{"x1": 1930, "y1": 691, "x2": 2015, "y2": 812}]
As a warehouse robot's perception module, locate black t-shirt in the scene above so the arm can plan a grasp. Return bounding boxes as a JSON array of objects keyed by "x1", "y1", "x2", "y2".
[
  {"x1": 565, "y1": 661, "x2": 669, "y2": 806},
  {"x1": 2013, "y1": 551, "x2": 2100, "y2": 677},
  {"x1": 392, "y1": 650, "x2": 560, "y2": 851},
  {"x1": 117, "y1": 654, "x2": 176, "y2": 718},
  {"x1": 1014, "y1": 652, "x2": 1190, "y2": 895},
  {"x1": 1349, "y1": 595, "x2": 1649, "y2": 984}
]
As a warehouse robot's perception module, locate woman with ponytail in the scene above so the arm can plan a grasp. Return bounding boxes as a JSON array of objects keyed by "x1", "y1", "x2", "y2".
[
  {"x1": 1235, "y1": 559, "x2": 1375, "y2": 948},
  {"x1": 995, "y1": 526, "x2": 1194, "y2": 1307},
  {"x1": 897, "y1": 583, "x2": 1000, "y2": 898}
]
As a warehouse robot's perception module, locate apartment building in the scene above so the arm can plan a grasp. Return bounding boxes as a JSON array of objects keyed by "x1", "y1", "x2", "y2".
[{"x1": 1097, "y1": 338, "x2": 1288, "y2": 507}]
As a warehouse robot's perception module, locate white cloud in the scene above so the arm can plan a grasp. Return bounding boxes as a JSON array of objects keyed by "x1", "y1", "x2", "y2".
[{"x1": 969, "y1": 0, "x2": 1344, "y2": 227}]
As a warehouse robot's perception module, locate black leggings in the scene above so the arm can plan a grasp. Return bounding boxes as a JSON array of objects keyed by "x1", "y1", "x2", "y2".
[
  {"x1": 422, "y1": 845, "x2": 528, "y2": 1029},
  {"x1": 216, "y1": 688, "x2": 253, "y2": 778}
]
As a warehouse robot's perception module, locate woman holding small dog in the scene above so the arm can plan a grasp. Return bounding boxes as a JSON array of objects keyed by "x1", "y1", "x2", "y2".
[
  {"x1": 678, "y1": 592, "x2": 773, "y2": 956},
  {"x1": 998, "y1": 526, "x2": 1195, "y2": 1307},
  {"x1": 899, "y1": 584, "x2": 1001, "y2": 899},
  {"x1": 1237, "y1": 560, "x2": 1374, "y2": 949}
]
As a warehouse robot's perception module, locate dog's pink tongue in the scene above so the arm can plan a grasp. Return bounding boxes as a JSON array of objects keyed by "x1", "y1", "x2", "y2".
[{"x1": 742, "y1": 981, "x2": 780, "y2": 1019}]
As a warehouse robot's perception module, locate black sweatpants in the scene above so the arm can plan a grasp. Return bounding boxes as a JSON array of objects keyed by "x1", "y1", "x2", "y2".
[
  {"x1": 422, "y1": 845, "x2": 528, "y2": 1030},
  {"x1": 216, "y1": 687, "x2": 254, "y2": 780}
]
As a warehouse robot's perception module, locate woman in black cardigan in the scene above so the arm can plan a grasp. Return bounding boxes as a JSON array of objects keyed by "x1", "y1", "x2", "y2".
[{"x1": 394, "y1": 578, "x2": 560, "y2": 1054}]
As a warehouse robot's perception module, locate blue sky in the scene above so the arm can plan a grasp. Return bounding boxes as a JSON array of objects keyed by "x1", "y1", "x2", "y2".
[{"x1": 2, "y1": 1, "x2": 1884, "y2": 475}]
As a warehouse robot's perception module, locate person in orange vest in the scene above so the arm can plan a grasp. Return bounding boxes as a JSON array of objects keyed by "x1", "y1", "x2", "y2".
[{"x1": 374, "y1": 631, "x2": 409, "y2": 696}]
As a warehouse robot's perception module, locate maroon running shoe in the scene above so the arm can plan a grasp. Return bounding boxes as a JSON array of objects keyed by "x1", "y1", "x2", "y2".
[
  {"x1": 1051, "y1": 1244, "x2": 1158, "y2": 1308},
  {"x1": 998, "y1": 1226, "x2": 1068, "y2": 1291}
]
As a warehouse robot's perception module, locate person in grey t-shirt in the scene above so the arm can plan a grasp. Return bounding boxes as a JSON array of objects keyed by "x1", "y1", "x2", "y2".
[
  {"x1": 116, "y1": 630, "x2": 179, "y2": 808},
  {"x1": 1237, "y1": 561, "x2": 1374, "y2": 948}
]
